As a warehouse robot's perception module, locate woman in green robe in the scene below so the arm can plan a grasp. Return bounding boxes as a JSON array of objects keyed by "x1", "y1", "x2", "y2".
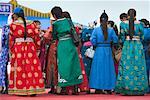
[{"x1": 51, "y1": 7, "x2": 82, "y2": 88}]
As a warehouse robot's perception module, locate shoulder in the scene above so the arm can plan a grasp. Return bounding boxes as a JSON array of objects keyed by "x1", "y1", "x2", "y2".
[
  {"x1": 120, "y1": 21, "x2": 125, "y2": 26},
  {"x1": 94, "y1": 27, "x2": 100, "y2": 31},
  {"x1": 13, "y1": 20, "x2": 32, "y2": 25},
  {"x1": 120, "y1": 21, "x2": 127, "y2": 28},
  {"x1": 108, "y1": 27, "x2": 115, "y2": 34},
  {"x1": 53, "y1": 18, "x2": 67, "y2": 24},
  {"x1": 108, "y1": 27, "x2": 113, "y2": 30},
  {"x1": 91, "y1": 27, "x2": 98, "y2": 33},
  {"x1": 144, "y1": 27, "x2": 150, "y2": 32},
  {"x1": 108, "y1": 27, "x2": 114, "y2": 31},
  {"x1": 122, "y1": 21, "x2": 129, "y2": 26},
  {"x1": 134, "y1": 21, "x2": 141, "y2": 25}
]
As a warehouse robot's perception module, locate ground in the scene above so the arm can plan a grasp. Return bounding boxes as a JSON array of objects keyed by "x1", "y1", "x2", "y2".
[{"x1": 0, "y1": 93, "x2": 150, "y2": 100}]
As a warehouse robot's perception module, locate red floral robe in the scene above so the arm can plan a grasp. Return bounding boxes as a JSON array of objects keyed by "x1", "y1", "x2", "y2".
[
  {"x1": 8, "y1": 20, "x2": 45, "y2": 95},
  {"x1": 77, "y1": 48, "x2": 89, "y2": 92}
]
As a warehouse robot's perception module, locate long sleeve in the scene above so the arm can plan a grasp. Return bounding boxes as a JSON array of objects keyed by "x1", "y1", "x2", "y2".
[
  {"x1": 44, "y1": 26, "x2": 52, "y2": 40},
  {"x1": 139, "y1": 23, "x2": 144, "y2": 41},
  {"x1": 9, "y1": 25, "x2": 15, "y2": 52},
  {"x1": 144, "y1": 28, "x2": 150, "y2": 42},
  {"x1": 111, "y1": 29, "x2": 118, "y2": 43},
  {"x1": 52, "y1": 24, "x2": 57, "y2": 40},
  {"x1": 90, "y1": 28, "x2": 97, "y2": 46},
  {"x1": 34, "y1": 28, "x2": 41, "y2": 50},
  {"x1": 68, "y1": 19, "x2": 78, "y2": 36},
  {"x1": 119, "y1": 23, "x2": 126, "y2": 44},
  {"x1": 81, "y1": 29, "x2": 86, "y2": 42},
  {"x1": 43, "y1": 26, "x2": 53, "y2": 45}
]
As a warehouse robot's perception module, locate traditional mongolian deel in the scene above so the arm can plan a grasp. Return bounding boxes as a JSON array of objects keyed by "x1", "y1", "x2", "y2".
[
  {"x1": 8, "y1": 20, "x2": 45, "y2": 95},
  {"x1": 89, "y1": 26, "x2": 118, "y2": 90},
  {"x1": 52, "y1": 18, "x2": 83, "y2": 87},
  {"x1": 143, "y1": 27, "x2": 150, "y2": 92},
  {"x1": 115, "y1": 21, "x2": 149, "y2": 95}
]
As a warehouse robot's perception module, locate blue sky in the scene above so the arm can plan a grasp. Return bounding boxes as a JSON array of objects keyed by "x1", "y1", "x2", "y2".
[{"x1": 0, "y1": 0, "x2": 149, "y2": 26}]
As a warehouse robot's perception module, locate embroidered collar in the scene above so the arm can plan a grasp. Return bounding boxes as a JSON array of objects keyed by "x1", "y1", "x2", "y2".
[
  {"x1": 13, "y1": 19, "x2": 33, "y2": 25},
  {"x1": 53, "y1": 18, "x2": 67, "y2": 24}
]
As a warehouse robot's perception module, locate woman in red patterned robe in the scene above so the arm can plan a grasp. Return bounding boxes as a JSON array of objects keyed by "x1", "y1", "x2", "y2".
[
  {"x1": 8, "y1": 7, "x2": 45, "y2": 96},
  {"x1": 76, "y1": 27, "x2": 89, "y2": 93}
]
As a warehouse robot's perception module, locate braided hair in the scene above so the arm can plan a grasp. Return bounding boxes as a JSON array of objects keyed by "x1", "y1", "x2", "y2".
[
  {"x1": 128, "y1": 9, "x2": 136, "y2": 39},
  {"x1": 14, "y1": 7, "x2": 27, "y2": 40},
  {"x1": 100, "y1": 10, "x2": 108, "y2": 41}
]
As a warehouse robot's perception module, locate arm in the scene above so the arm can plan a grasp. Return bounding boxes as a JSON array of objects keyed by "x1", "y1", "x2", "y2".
[
  {"x1": 9, "y1": 25, "x2": 15, "y2": 52},
  {"x1": 90, "y1": 28, "x2": 97, "y2": 46},
  {"x1": 52, "y1": 24, "x2": 57, "y2": 40},
  {"x1": 139, "y1": 23, "x2": 144, "y2": 41},
  {"x1": 34, "y1": 27, "x2": 41, "y2": 51},
  {"x1": 119, "y1": 24, "x2": 126, "y2": 44},
  {"x1": 111, "y1": 29, "x2": 118, "y2": 44},
  {"x1": 68, "y1": 19, "x2": 81, "y2": 46}
]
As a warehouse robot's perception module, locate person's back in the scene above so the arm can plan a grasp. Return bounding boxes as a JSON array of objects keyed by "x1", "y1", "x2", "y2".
[
  {"x1": 115, "y1": 9, "x2": 149, "y2": 96},
  {"x1": 91, "y1": 26, "x2": 118, "y2": 46},
  {"x1": 8, "y1": 7, "x2": 45, "y2": 96},
  {"x1": 124, "y1": 21, "x2": 144, "y2": 38},
  {"x1": 51, "y1": 6, "x2": 83, "y2": 91},
  {"x1": 89, "y1": 11, "x2": 118, "y2": 94}
]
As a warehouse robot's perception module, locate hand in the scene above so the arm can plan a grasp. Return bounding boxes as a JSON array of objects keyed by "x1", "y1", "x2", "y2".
[
  {"x1": 148, "y1": 47, "x2": 150, "y2": 56},
  {"x1": 36, "y1": 50, "x2": 40, "y2": 56}
]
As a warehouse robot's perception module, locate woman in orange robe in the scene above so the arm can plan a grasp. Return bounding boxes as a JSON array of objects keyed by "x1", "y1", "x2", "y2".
[{"x1": 44, "y1": 25, "x2": 58, "y2": 94}]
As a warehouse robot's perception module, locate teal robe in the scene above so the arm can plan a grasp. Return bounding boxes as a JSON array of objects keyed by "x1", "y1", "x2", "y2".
[{"x1": 115, "y1": 21, "x2": 149, "y2": 95}]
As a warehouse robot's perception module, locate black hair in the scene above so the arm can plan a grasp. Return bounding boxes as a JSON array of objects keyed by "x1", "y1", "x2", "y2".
[
  {"x1": 33, "y1": 20, "x2": 41, "y2": 25},
  {"x1": 62, "y1": 11, "x2": 71, "y2": 19},
  {"x1": 11, "y1": 13, "x2": 15, "y2": 20},
  {"x1": 51, "y1": 6, "x2": 63, "y2": 19},
  {"x1": 120, "y1": 13, "x2": 127, "y2": 20},
  {"x1": 108, "y1": 20, "x2": 114, "y2": 27},
  {"x1": 128, "y1": 9, "x2": 136, "y2": 39},
  {"x1": 108, "y1": 20, "x2": 118, "y2": 36},
  {"x1": 139, "y1": 19, "x2": 150, "y2": 28},
  {"x1": 100, "y1": 10, "x2": 108, "y2": 41},
  {"x1": 94, "y1": 21, "x2": 97, "y2": 26}
]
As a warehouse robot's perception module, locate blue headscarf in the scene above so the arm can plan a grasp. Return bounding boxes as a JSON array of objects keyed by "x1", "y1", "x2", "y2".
[{"x1": 13, "y1": 7, "x2": 24, "y2": 17}]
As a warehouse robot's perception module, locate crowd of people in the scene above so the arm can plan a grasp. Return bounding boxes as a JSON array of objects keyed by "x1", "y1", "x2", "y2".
[{"x1": 0, "y1": 6, "x2": 150, "y2": 96}]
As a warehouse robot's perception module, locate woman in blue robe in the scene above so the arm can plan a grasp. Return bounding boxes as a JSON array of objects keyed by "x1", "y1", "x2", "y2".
[
  {"x1": 89, "y1": 11, "x2": 118, "y2": 94},
  {"x1": 144, "y1": 27, "x2": 150, "y2": 93},
  {"x1": 81, "y1": 28, "x2": 93, "y2": 80},
  {"x1": 115, "y1": 9, "x2": 149, "y2": 95},
  {"x1": 140, "y1": 19, "x2": 150, "y2": 92},
  {"x1": 0, "y1": 25, "x2": 9, "y2": 93}
]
